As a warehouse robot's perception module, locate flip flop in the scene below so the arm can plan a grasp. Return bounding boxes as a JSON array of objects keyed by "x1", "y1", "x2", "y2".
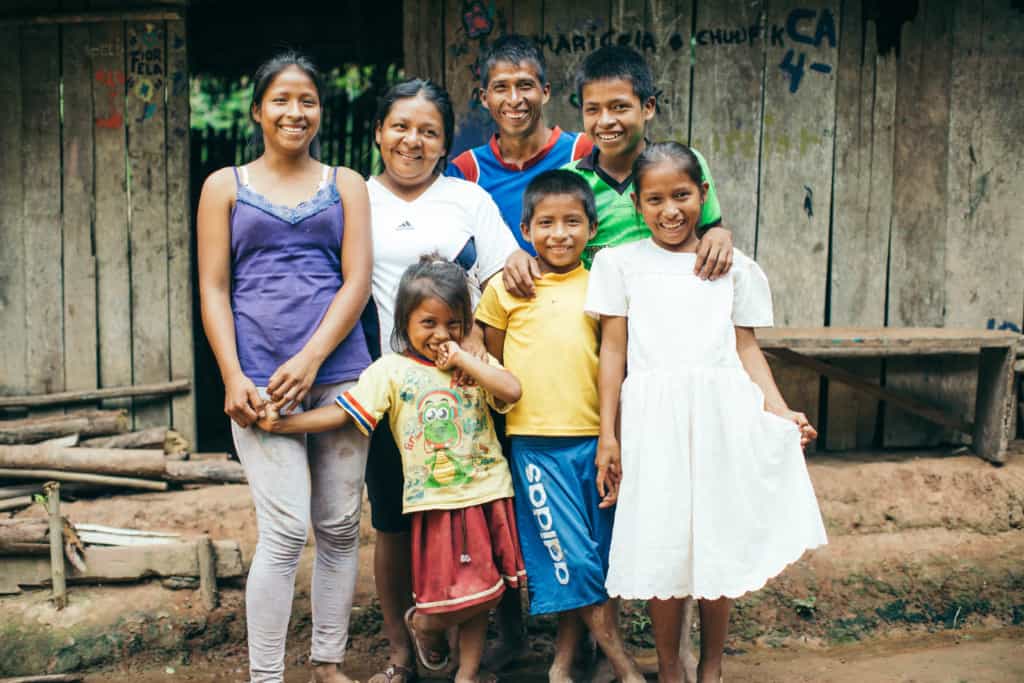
[
  {"x1": 366, "y1": 663, "x2": 418, "y2": 683},
  {"x1": 404, "y1": 606, "x2": 450, "y2": 672}
]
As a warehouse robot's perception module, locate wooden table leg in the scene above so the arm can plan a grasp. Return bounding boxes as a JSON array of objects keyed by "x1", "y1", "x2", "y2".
[{"x1": 973, "y1": 346, "x2": 1015, "y2": 464}]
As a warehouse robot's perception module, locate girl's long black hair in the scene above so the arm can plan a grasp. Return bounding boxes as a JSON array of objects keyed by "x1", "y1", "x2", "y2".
[{"x1": 248, "y1": 50, "x2": 325, "y2": 159}]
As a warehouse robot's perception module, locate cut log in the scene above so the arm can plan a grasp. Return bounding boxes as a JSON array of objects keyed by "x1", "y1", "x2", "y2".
[
  {"x1": 0, "y1": 539, "x2": 245, "y2": 594},
  {"x1": 0, "y1": 379, "x2": 190, "y2": 409},
  {"x1": 187, "y1": 451, "x2": 231, "y2": 462},
  {"x1": 0, "y1": 410, "x2": 128, "y2": 444},
  {"x1": 0, "y1": 674, "x2": 86, "y2": 683},
  {"x1": 164, "y1": 459, "x2": 246, "y2": 484},
  {"x1": 0, "y1": 468, "x2": 168, "y2": 491},
  {"x1": 75, "y1": 522, "x2": 180, "y2": 546},
  {"x1": 0, "y1": 518, "x2": 51, "y2": 544},
  {"x1": 0, "y1": 444, "x2": 167, "y2": 477},
  {"x1": 79, "y1": 427, "x2": 189, "y2": 455},
  {"x1": 0, "y1": 496, "x2": 33, "y2": 512}
]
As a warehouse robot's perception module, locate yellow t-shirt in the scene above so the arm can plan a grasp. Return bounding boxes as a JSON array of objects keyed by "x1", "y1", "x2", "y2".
[
  {"x1": 337, "y1": 353, "x2": 514, "y2": 514},
  {"x1": 476, "y1": 264, "x2": 600, "y2": 436}
]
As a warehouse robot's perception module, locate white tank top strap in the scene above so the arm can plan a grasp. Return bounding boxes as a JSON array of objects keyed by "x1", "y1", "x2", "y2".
[
  {"x1": 319, "y1": 163, "x2": 331, "y2": 188},
  {"x1": 237, "y1": 165, "x2": 250, "y2": 187}
]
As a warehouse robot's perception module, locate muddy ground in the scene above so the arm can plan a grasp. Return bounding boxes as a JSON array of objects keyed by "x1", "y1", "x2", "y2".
[{"x1": 3, "y1": 445, "x2": 1024, "y2": 680}]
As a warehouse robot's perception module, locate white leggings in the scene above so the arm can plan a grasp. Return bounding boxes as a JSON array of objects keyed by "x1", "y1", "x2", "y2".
[{"x1": 231, "y1": 381, "x2": 369, "y2": 683}]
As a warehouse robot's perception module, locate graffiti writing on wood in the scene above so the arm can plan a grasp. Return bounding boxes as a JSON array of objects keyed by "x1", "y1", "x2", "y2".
[
  {"x1": 987, "y1": 319, "x2": 1022, "y2": 333},
  {"x1": 536, "y1": 30, "x2": 658, "y2": 56},
  {"x1": 127, "y1": 24, "x2": 164, "y2": 122},
  {"x1": 95, "y1": 69, "x2": 125, "y2": 129},
  {"x1": 463, "y1": 0, "x2": 494, "y2": 39},
  {"x1": 696, "y1": 8, "x2": 836, "y2": 93}
]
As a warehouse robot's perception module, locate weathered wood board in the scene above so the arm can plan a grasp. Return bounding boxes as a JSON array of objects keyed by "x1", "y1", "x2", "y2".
[
  {"x1": 689, "y1": 0, "x2": 764, "y2": 253},
  {"x1": 540, "y1": 0, "x2": 611, "y2": 134},
  {"x1": 885, "y1": 0, "x2": 955, "y2": 446},
  {"x1": 612, "y1": 0, "x2": 693, "y2": 144},
  {"x1": 91, "y1": 20, "x2": 134, "y2": 415},
  {"x1": 1, "y1": 539, "x2": 244, "y2": 595},
  {"x1": 21, "y1": 23, "x2": 64, "y2": 403},
  {"x1": 126, "y1": 21, "x2": 171, "y2": 429},
  {"x1": 165, "y1": 19, "x2": 196, "y2": 446},
  {"x1": 825, "y1": 11, "x2": 896, "y2": 449},
  {"x1": 0, "y1": 25, "x2": 26, "y2": 399},
  {"x1": 62, "y1": 21, "x2": 100, "y2": 399},
  {"x1": 756, "y1": 0, "x2": 841, "y2": 442}
]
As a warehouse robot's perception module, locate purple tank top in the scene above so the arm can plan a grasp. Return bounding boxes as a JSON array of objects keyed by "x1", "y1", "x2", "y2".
[{"x1": 230, "y1": 166, "x2": 371, "y2": 385}]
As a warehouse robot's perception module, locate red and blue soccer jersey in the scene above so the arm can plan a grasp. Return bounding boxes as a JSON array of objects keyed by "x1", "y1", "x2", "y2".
[{"x1": 446, "y1": 127, "x2": 593, "y2": 254}]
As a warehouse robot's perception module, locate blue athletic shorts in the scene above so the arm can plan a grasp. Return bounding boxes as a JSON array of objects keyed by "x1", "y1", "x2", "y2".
[{"x1": 509, "y1": 436, "x2": 614, "y2": 615}]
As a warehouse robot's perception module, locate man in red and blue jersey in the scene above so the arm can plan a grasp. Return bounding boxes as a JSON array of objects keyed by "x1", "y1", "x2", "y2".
[{"x1": 446, "y1": 35, "x2": 592, "y2": 255}]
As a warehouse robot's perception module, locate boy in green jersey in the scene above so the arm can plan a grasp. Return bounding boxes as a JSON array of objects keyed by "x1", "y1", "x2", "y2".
[{"x1": 566, "y1": 45, "x2": 732, "y2": 271}]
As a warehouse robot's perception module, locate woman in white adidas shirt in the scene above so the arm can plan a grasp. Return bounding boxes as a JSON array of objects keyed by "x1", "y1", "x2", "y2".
[{"x1": 363, "y1": 78, "x2": 523, "y2": 683}]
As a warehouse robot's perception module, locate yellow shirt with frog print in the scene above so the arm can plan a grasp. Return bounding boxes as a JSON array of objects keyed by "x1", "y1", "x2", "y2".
[{"x1": 337, "y1": 352, "x2": 515, "y2": 514}]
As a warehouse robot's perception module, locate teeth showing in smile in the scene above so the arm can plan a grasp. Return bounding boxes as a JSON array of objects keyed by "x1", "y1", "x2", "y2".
[
  {"x1": 396, "y1": 150, "x2": 422, "y2": 161},
  {"x1": 596, "y1": 132, "x2": 623, "y2": 141},
  {"x1": 503, "y1": 111, "x2": 528, "y2": 120},
  {"x1": 281, "y1": 125, "x2": 305, "y2": 133}
]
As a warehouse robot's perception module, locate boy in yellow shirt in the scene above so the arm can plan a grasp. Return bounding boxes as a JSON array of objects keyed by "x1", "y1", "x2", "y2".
[{"x1": 476, "y1": 170, "x2": 643, "y2": 683}]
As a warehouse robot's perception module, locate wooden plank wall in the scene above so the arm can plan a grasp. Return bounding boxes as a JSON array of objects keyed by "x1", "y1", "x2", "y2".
[
  {"x1": 405, "y1": 0, "x2": 1024, "y2": 450},
  {"x1": 0, "y1": 10, "x2": 195, "y2": 444}
]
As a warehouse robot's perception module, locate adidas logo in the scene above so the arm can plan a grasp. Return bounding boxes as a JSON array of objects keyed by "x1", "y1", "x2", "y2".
[{"x1": 396, "y1": 220, "x2": 413, "y2": 231}]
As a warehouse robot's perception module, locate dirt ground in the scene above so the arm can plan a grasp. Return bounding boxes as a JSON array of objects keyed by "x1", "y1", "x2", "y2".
[
  {"x1": 85, "y1": 629, "x2": 1024, "y2": 682},
  {"x1": 4, "y1": 445, "x2": 1024, "y2": 680}
]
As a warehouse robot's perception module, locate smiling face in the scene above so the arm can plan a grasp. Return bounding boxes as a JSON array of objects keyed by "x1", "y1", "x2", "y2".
[
  {"x1": 252, "y1": 65, "x2": 322, "y2": 155},
  {"x1": 481, "y1": 60, "x2": 550, "y2": 139},
  {"x1": 522, "y1": 193, "x2": 595, "y2": 274},
  {"x1": 580, "y1": 77, "x2": 655, "y2": 163},
  {"x1": 632, "y1": 160, "x2": 707, "y2": 253},
  {"x1": 407, "y1": 296, "x2": 465, "y2": 361},
  {"x1": 376, "y1": 93, "x2": 447, "y2": 191}
]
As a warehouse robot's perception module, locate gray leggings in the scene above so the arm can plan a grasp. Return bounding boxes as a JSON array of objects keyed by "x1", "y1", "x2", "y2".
[{"x1": 231, "y1": 381, "x2": 369, "y2": 683}]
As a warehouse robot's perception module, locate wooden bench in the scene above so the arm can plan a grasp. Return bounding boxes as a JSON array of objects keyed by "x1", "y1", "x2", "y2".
[{"x1": 756, "y1": 328, "x2": 1021, "y2": 463}]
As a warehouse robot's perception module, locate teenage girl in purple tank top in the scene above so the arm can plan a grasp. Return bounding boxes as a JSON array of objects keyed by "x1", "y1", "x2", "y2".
[{"x1": 197, "y1": 52, "x2": 371, "y2": 683}]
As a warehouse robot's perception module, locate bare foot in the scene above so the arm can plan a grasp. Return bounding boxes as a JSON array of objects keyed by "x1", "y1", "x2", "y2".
[
  {"x1": 548, "y1": 662, "x2": 575, "y2": 683},
  {"x1": 588, "y1": 655, "x2": 615, "y2": 683},
  {"x1": 482, "y1": 634, "x2": 527, "y2": 671},
  {"x1": 311, "y1": 661, "x2": 358, "y2": 683}
]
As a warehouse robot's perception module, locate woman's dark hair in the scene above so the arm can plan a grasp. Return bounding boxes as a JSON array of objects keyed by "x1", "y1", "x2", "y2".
[
  {"x1": 248, "y1": 51, "x2": 324, "y2": 158},
  {"x1": 390, "y1": 253, "x2": 473, "y2": 354},
  {"x1": 374, "y1": 78, "x2": 455, "y2": 174},
  {"x1": 632, "y1": 142, "x2": 706, "y2": 194}
]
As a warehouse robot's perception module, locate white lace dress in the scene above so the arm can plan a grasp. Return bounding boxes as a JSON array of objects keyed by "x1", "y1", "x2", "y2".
[{"x1": 585, "y1": 240, "x2": 827, "y2": 600}]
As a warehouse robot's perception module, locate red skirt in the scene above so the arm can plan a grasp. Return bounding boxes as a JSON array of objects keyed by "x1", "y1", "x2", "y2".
[{"x1": 411, "y1": 498, "x2": 526, "y2": 615}]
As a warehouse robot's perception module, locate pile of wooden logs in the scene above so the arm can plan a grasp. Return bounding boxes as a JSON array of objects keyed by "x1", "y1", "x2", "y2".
[{"x1": 0, "y1": 409, "x2": 246, "y2": 512}]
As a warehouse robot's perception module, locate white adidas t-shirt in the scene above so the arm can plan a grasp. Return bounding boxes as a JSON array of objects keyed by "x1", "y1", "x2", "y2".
[{"x1": 367, "y1": 174, "x2": 519, "y2": 356}]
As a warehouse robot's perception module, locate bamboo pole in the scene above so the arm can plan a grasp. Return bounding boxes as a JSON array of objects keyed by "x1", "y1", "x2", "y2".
[
  {"x1": 0, "y1": 469, "x2": 167, "y2": 491},
  {"x1": 0, "y1": 379, "x2": 190, "y2": 409},
  {"x1": 43, "y1": 482, "x2": 67, "y2": 609}
]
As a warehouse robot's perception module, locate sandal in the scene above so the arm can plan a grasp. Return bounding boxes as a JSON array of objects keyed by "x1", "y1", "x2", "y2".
[
  {"x1": 404, "y1": 606, "x2": 450, "y2": 672},
  {"x1": 367, "y1": 663, "x2": 418, "y2": 683}
]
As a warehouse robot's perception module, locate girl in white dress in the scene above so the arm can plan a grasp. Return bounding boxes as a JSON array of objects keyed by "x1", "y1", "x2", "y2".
[{"x1": 584, "y1": 142, "x2": 828, "y2": 683}]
